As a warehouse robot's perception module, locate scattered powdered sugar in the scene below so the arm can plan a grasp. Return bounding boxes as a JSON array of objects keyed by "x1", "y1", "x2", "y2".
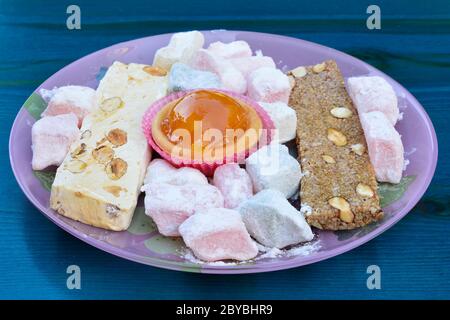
[
  {"x1": 255, "y1": 240, "x2": 321, "y2": 259},
  {"x1": 403, "y1": 158, "x2": 410, "y2": 171},
  {"x1": 258, "y1": 247, "x2": 283, "y2": 259},
  {"x1": 39, "y1": 87, "x2": 58, "y2": 103},
  {"x1": 181, "y1": 248, "x2": 243, "y2": 266},
  {"x1": 181, "y1": 239, "x2": 321, "y2": 265},
  {"x1": 404, "y1": 147, "x2": 417, "y2": 156},
  {"x1": 280, "y1": 63, "x2": 290, "y2": 73},
  {"x1": 179, "y1": 208, "x2": 242, "y2": 242},
  {"x1": 300, "y1": 203, "x2": 313, "y2": 216},
  {"x1": 284, "y1": 241, "x2": 321, "y2": 257}
]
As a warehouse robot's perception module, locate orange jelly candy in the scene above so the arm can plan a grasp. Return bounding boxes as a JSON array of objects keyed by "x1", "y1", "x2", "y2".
[{"x1": 161, "y1": 90, "x2": 251, "y2": 149}]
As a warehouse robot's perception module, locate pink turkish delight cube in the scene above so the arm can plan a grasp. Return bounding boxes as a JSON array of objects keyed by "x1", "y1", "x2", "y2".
[
  {"x1": 213, "y1": 163, "x2": 253, "y2": 209},
  {"x1": 347, "y1": 76, "x2": 399, "y2": 125},
  {"x1": 229, "y1": 55, "x2": 276, "y2": 78},
  {"x1": 142, "y1": 183, "x2": 224, "y2": 236},
  {"x1": 247, "y1": 67, "x2": 291, "y2": 103},
  {"x1": 207, "y1": 41, "x2": 252, "y2": 59},
  {"x1": 189, "y1": 49, "x2": 247, "y2": 94},
  {"x1": 41, "y1": 86, "x2": 96, "y2": 127},
  {"x1": 144, "y1": 159, "x2": 208, "y2": 186},
  {"x1": 179, "y1": 208, "x2": 258, "y2": 261},
  {"x1": 360, "y1": 111, "x2": 404, "y2": 184},
  {"x1": 31, "y1": 113, "x2": 80, "y2": 170}
]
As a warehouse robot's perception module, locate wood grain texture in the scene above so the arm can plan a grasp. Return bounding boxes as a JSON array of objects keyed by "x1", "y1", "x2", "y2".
[{"x1": 1, "y1": 0, "x2": 449, "y2": 299}]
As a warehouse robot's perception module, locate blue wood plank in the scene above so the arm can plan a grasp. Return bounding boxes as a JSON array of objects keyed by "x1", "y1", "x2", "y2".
[{"x1": 0, "y1": 0, "x2": 449, "y2": 299}]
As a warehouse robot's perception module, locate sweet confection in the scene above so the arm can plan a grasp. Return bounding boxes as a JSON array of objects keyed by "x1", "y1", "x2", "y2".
[
  {"x1": 239, "y1": 189, "x2": 314, "y2": 248},
  {"x1": 144, "y1": 158, "x2": 208, "y2": 186},
  {"x1": 29, "y1": 30, "x2": 410, "y2": 263},
  {"x1": 188, "y1": 49, "x2": 247, "y2": 94},
  {"x1": 142, "y1": 182, "x2": 224, "y2": 236},
  {"x1": 168, "y1": 63, "x2": 222, "y2": 93},
  {"x1": 212, "y1": 163, "x2": 253, "y2": 209},
  {"x1": 31, "y1": 113, "x2": 80, "y2": 170},
  {"x1": 179, "y1": 208, "x2": 258, "y2": 261},
  {"x1": 145, "y1": 89, "x2": 274, "y2": 175},
  {"x1": 347, "y1": 76, "x2": 399, "y2": 125},
  {"x1": 41, "y1": 85, "x2": 96, "y2": 127},
  {"x1": 207, "y1": 40, "x2": 252, "y2": 59},
  {"x1": 289, "y1": 60, "x2": 383, "y2": 230},
  {"x1": 229, "y1": 56, "x2": 276, "y2": 78},
  {"x1": 360, "y1": 111, "x2": 404, "y2": 184},
  {"x1": 258, "y1": 102, "x2": 297, "y2": 143},
  {"x1": 247, "y1": 67, "x2": 291, "y2": 104},
  {"x1": 245, "y1": 143, "x2": 301, "y2": 198},
  {"x1": 50, "y1": 62, "x2": 168, "y2": 231},
  {"x1": 153, "y1": 31, "x2": 205, "y2": 71}
]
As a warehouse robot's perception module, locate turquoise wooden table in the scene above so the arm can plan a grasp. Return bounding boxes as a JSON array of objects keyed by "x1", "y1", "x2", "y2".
[{"x1": 1, "y1": 0, "x2": 449, "y2": 299}]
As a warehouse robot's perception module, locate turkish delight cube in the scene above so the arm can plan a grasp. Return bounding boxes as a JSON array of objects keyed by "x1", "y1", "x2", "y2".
[
  {"x1": 41, "y1": 85, "x2": 96, "y2": 127},
  {"x1": 179, "y1": 208, "x2": 258, "y2": 261},
  {"x1": 347, "y1": 76, "x2": 399, "y2": 125},
  {"x1": 168, "y1": 63, "x2": 222, "y2": 92},
  {"x1": 144, "y1": 158, "x2": 208, "y2": 186},
  {"x1": 207, "y1": 40, "x2": 252, "y2": 59},
  {"x1": 213, "y1": 163, "x2": 253, "y2": 209},
  {"x1": 247, "y1": 67, "x2": 291, "y2": 103},
  {"x1": 239, "y1": 189, "x2": 314, "y2": 248},
  {"x1": 360, "y1": 111, "x2": 404, "y2": 184},
  {"x1": 189, "y1": 49, "x2": 247, "y2": 94},
  {"x1": 153, "y1": 31, "x2": 205, "y2": 71},
  {"x1": 258, "y1": 102, "x2": 297, "y2": 143},
  {"x1": 229, "y1": 56, "x2": 276, "y2": 78},
  {"x1": 31, "y1": 113, "x2": 80, "y2": 170},
  {"x1": 142, "y1": 182, "x2": 224, "y2": 236},
  {"x1": 245, "y1": 143, "x2": 301, "y2": 198}
]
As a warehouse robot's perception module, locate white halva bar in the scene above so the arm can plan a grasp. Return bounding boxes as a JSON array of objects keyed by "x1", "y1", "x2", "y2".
[{"x1": 50, "y1": 61, "x2": 168, "y2": 230}]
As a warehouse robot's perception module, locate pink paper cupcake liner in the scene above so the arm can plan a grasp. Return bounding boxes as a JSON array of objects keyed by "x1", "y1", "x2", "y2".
[{"x1": 142, "y1": 89, "x2": 275, "y2": 176}]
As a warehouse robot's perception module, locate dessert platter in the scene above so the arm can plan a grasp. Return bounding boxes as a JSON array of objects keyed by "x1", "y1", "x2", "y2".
[{"x1": 9, "y1": 30, "x2": 438, "y2": 273}]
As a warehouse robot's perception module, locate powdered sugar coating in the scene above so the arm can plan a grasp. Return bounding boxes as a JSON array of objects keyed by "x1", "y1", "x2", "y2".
[
  {"x1": 179, "y1": 208, "x2": 258, "y2": 261},
  {"x1": 347, "y1": 76, "x2": 399, "y2": 125},
  {"x1": 168, "y1": 63, "x2": 222, "y2": 93},
  {"x1": 142, "y1": 182, "x2": 224, "y2": 236},
  {"x1": 247, "y1": 67, "x2": 290, "y2": 103},
  {"x1": 41, "y1": 85, "x2": 95, "y2": 127},
  {"x1": 360, "y1": 111, "x2": 404, "y2": 183},
  {"x1": 245, "y1": 143, "x2": 301, "y2": 198},
  {"x1": 258, "y1": 102, "x2": 297, "y2": 143},
  {"x1": 213, "y1": 163, "x2": 253, "y2": 209},
  {"x1": 144, "y1": 159, "x2": 208, "y2": 186},
  {"x1": 229, "y1": 56, "x2": 276, "y2": 78},
  {"x1": 189, "y1": 49, "x2": 247, "y2": 94},
  {"x1": 207, "y1": 41, "x2": 252, "y2": 59},
  {"x1": 153, "y1": 31, "x2": 205, "y2": 70},
  {"x1": 239, "y1": 189, "x2": 314, "y2": 248},
  {"x1": 31, "y1": 113, "x2": 80, "y2": 170}
]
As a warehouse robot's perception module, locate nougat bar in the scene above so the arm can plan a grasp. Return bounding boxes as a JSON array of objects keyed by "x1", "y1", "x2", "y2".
[{"x1": 50, "y1": 62, "x2": 168, "y2": 230}]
